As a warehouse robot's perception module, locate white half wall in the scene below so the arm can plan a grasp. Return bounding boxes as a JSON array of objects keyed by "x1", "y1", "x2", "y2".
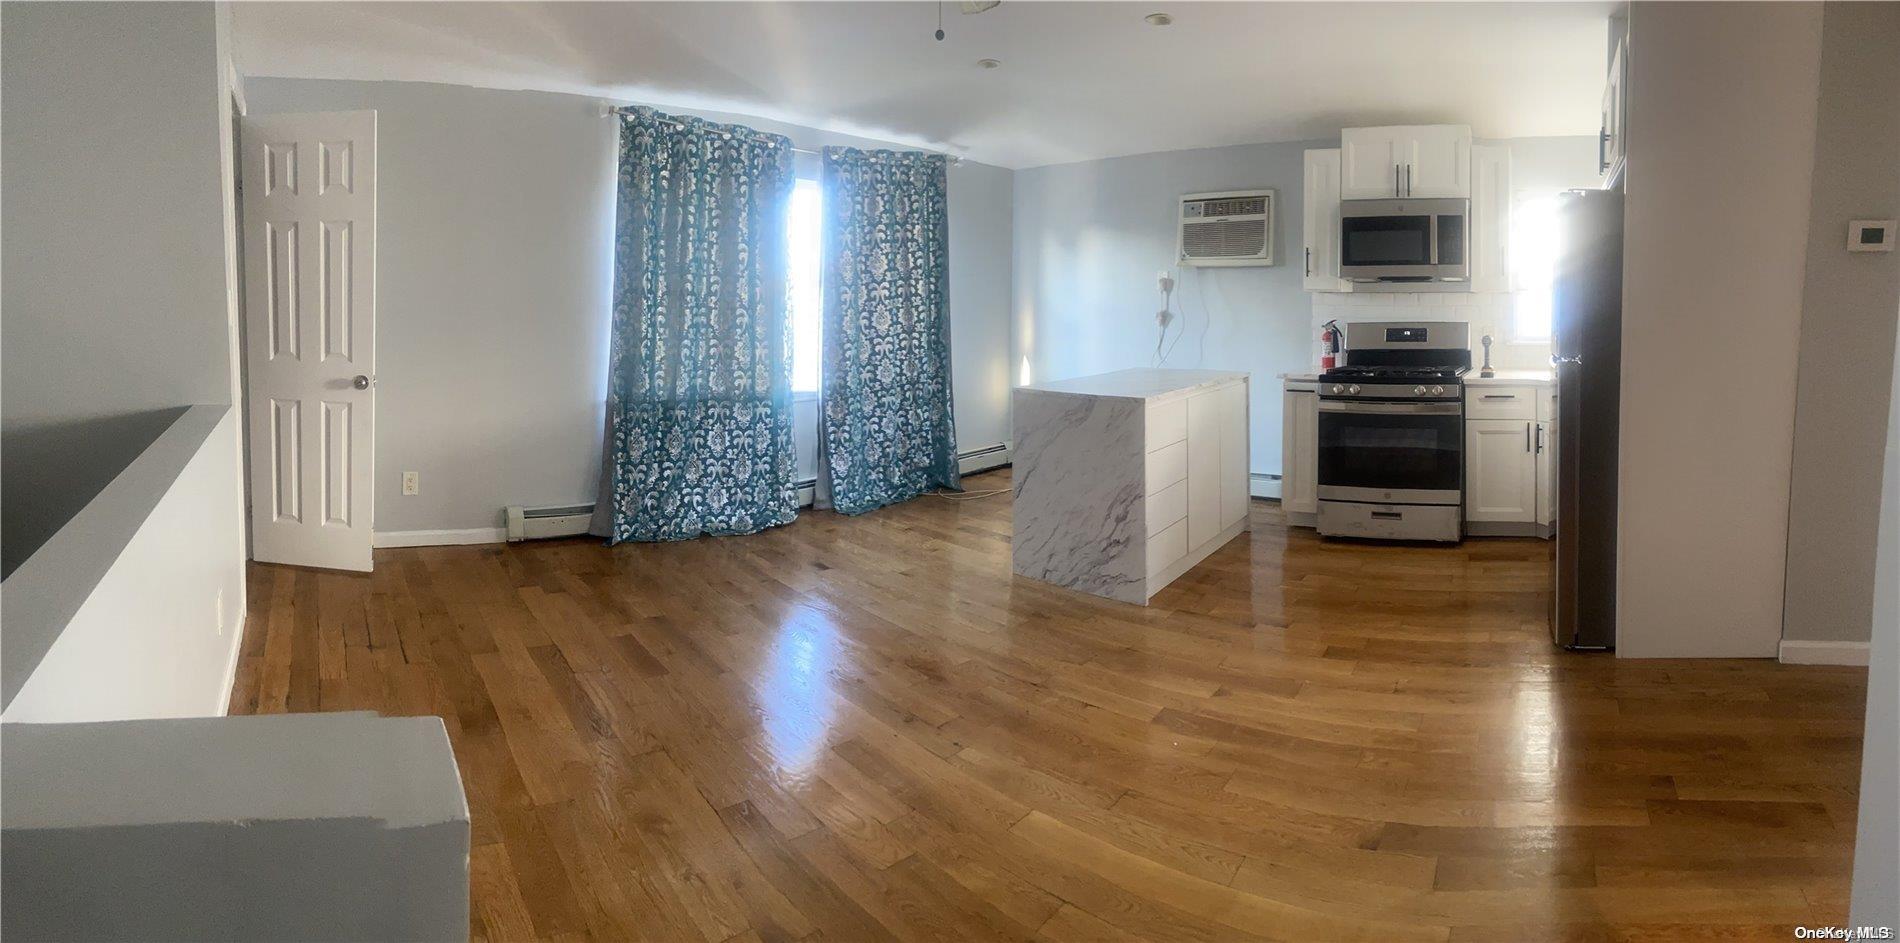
[{"x1": 3, "y1": 408, "x2": 248, "y2": 723}]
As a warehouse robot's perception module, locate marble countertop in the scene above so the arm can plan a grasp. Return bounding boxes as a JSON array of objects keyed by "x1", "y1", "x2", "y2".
[{"x1": 1018, "y1": 368, "x2": 1249, "y2": 402}]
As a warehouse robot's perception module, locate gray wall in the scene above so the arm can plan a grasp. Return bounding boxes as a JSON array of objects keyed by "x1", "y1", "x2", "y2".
[
  {"x1": 243, "y1": 78, "x2": 1016, "y2": 533},
  {"x1": 1851, "y1": 295, "x2": 1900, "y2": 928},
  {"x1": 1782, "y1": 2, "x2": 1900, "y2": 646},
  {"x1": 1014, "y1": 139, "x2": 1324, "y2": 480},
  {"x1": 1012, "y1": 135, "x2": 1596, "y2": 481},
  {"x1": 2, "y1": 1, "x2": 241, "y2": 562},
  {"x1": 1617, "y1": 1, "x2": 1824, "y2": 658}
]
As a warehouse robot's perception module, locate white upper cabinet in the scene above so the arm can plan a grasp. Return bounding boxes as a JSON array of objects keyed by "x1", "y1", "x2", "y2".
[
  {"x1": 1601, "y1": 36, "x2": 1628, "y2": 185},
  {"x1": 1399, "y1": 125, "x2": 1473, "y2": 198},
  {"x1": 1469, "y1": 144, "x2": 1512, "y2": 293},
  {"x1": 1340, "y1": 129, "x2": 1402, "y2": 200},
  {"x1": 1301, "y1": 149, "x2": 1350, "y2": 292},
  {"x1": 1340, "y1": 125, "x2": 1473, "y2": 199}
]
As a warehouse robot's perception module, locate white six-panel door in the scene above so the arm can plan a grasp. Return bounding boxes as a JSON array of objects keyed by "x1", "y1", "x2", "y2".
[{"x1": 240, "y1": 111, "x2": 376, "y2": 571}]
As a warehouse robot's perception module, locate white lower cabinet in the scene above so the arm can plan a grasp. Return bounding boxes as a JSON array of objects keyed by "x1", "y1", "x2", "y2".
[
  {"x1": 1218, "y1": 381, "x2": 1251, "y2": 526},
  {"x1": 1145, "y1": 377, "x2": 1251, "y2": 596},
  {"x1": 1186, "y1": 389, "x2": 1223, "y2": 547},
  {"x1": 1465, "y1": 419, "x2": 1537, "y2": 523},
  {"x1": 1281, "y1": 386, "x2": 1319, "y2": 515}
]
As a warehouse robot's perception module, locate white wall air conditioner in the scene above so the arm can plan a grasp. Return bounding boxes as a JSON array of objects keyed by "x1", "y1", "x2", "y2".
[{"x1": 1177, "y1": 190, "x2": 1275, "y2": 267}]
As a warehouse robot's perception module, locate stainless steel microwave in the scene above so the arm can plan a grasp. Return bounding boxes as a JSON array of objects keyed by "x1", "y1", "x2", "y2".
[{"x1": 1340, "y1": 198, "x2": 1470, "y2": 286}]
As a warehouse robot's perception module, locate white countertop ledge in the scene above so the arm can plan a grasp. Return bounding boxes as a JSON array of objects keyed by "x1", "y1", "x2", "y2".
[
  {"x1": 1017, "y1": 368, "x2": 1249, "y2": 402},
  {"x1": 1464, "y1": 370, "x2": 1554, "y2": 385}
]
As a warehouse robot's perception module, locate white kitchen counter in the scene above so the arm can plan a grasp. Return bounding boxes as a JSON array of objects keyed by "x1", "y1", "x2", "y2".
[
  {"x1": 1012, "y1": 369, "x2": 1251, "y2": 604},
  {"x1": 1464, "y1": 369, "x2": 1554, "y2": 386}
]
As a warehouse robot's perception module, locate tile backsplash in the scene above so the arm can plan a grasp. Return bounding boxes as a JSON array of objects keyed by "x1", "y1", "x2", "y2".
[{"x1": 1311, "y1": 291, "x2": 1552, "y2": 372}]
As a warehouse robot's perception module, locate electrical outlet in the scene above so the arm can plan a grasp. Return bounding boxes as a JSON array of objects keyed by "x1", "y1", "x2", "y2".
[{"x1": 402, "y1": 471, "x2": 420, "y2": 495}]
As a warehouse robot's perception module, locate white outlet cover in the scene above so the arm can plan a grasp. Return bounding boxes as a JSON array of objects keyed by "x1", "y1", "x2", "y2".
[{"x1": 402, "y1": 471, "x2": 420, "y2": 495}]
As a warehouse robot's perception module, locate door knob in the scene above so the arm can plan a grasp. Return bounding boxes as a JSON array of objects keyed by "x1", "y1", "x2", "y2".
[{"x1": 352, "y1": 375, "x2": 371, "y2": 390}]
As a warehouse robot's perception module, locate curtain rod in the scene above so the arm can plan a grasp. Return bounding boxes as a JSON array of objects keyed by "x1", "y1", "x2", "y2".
[{"x1": 599, "y1": 103, "x2": 962, "y2": 165}]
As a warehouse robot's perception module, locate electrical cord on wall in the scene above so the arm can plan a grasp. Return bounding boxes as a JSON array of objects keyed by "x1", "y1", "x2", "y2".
[{"x1": 1153, "y1": 270, "x2": 1182, "y2": 366}]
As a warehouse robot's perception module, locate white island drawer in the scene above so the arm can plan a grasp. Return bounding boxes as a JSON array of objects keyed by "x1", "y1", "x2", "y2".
[
  {"x1": 1146, "y1": 480, "x2": 1187, "y2": 536},
  {"x1": 1147, "y1": 519, "x2": 1187, "y2": 578},
  {"x1": 1466, "y1": 386, "x2": 1537, "y2": 420},
  {"x1": 1146, "y1": 399, "x2": 1187, "y2": 451},
  {"x1": 1145, "y1": 439, "x2": 1187, "y2": 489}
]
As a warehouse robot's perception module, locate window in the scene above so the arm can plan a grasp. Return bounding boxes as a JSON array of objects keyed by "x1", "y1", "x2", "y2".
[
  {"x1": 788, "y1": 177, "x2": 822, "y2": 393},
  {"x1": 1510, "y1": 196, "x2": 1559, "y2": 343}
]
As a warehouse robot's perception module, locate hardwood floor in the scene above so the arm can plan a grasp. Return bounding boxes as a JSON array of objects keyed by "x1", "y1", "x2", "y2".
[{"x1": 229, "y1": 469, "x2": 1868, "y2": 942}]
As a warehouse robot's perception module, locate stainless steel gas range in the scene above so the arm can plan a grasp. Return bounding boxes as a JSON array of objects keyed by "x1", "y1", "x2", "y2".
[{"x1": 1316, "y1": 322, "x2": 1471, "y2": 542}]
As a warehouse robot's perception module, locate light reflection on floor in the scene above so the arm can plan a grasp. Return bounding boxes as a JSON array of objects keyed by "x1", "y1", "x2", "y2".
[{"x1": 753, "y1": 604, "x2": 843, "y2": 783}]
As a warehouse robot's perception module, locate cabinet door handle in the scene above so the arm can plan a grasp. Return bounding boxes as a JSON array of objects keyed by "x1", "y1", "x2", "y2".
[
  {"x1": 1406, "y1": 164, "x2": 1413, "y2": 196},
  {"x1": 1526, "y1": 422, "x2": 1533, "y2": 452},
  {"x1": 1395, "y1": 164, "x2": 1401, "y2": 197},
  {"x1": 1599, "y1": 127, "x2": 1609, "y2": 174},
  {"x1": 1535, "y1": 424, "x2": 1545, "y2": 454},
  {"x1": 1305, "y1": 247, "x2": 1311, "y2": 277}
]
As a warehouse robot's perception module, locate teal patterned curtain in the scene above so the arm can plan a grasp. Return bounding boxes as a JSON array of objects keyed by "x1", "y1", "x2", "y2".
[
  {"x1": 819, "y1": 147, "x2": 961, "y2": 515},
  {"x1": 591, "y1": 107, "x2": 799, "y2": 543}
]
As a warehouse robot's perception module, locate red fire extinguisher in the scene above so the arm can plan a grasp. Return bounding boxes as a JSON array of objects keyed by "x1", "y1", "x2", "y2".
[{"x1": 1320, "y1": 320, "x2": 1342, "y2": 370}]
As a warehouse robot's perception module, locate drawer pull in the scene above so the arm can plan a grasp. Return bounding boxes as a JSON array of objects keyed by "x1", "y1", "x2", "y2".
[
  {"x1": 1481, "y1": 394, "x2": 1517, "y2": 400},
  {"x1": 1371, "y1": 511, "x2": 1403, "y2": 521}
]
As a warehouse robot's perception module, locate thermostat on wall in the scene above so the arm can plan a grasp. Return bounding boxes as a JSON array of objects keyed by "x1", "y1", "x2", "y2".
[{"x1": 1848, "y1": 219, "x2": 1895, "y2": 253}]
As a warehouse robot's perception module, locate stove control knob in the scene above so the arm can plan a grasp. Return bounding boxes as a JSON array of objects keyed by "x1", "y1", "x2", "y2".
[
  {"x1": 1347, "y1": 384, "x2": 1361, "y2": 395},
  {"x1": 1431, "y1": 385, "x2": 1445, "y2": 395},
  {"x1": 1414, "y1": 385, "x2": 1427, "y2": 396},
  {"x1": 1330, "y1": 384, "x2": 1344, "y2": 395}
]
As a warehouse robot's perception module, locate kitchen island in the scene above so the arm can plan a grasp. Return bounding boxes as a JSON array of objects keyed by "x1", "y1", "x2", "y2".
[{"x1": 1011, "y1": 368, "x2": 1250, "y2": 604}]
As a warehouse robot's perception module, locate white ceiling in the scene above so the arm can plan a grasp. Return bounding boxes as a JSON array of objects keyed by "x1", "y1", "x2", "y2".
[{"x1": 233, "y1": 1, "x2": 1613, "y2": 169}]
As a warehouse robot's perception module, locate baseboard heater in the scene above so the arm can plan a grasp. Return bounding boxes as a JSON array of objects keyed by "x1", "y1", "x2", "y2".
[
  {"x1": 504, "y1": 503, "x2": 594, "y2": 542},
  {"x1": 503, "y1": 442, "x2": 1011, "y2": 542}
]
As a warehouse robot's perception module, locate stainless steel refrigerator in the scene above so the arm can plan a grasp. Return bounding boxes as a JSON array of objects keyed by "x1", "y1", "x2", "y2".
[{"x1": 1551, "y1": 188, "x2": 1622, "y2": 650}]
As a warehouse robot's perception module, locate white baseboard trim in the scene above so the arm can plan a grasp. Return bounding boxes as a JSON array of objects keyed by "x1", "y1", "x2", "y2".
[
  {"x1": 373, "y1": 527, "x2": 508, "y2": 548},
  {"x1": 1777, "y1": 639, "x2": 1871, "y2": 666},
  {"x1": 215, "y1": 584, "x2": 248, "y2": 718},
  {"x1": 1249, "y1": 473, "x2": 1281, "y2": 500},
  {"x1": 379, "y1": 443, "x2": 1013, "y2": 548},
  {"x1": 960, "y1": 442, "x2": 1011, "y2": 476}
]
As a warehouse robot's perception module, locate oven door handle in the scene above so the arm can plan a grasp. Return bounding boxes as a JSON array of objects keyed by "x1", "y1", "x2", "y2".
[{"x1": 1319, "y1": 401, "x2": 1463, "y2": 415}]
